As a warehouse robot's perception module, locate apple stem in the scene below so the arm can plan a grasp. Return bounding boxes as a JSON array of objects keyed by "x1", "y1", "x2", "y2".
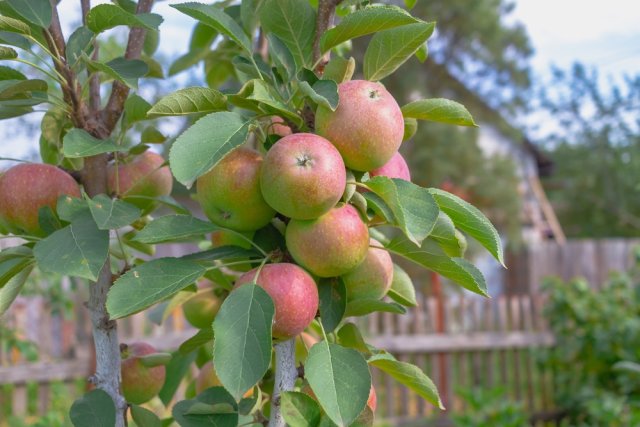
[{"x1": 268, "y1": 338, "x2": 297, "y2": 427}]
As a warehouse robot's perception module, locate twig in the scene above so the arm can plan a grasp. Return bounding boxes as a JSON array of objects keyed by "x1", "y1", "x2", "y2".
[
  {"x1": 312, "y1": 0, "x2": 343, "y2": 69},
  {"x1": 268, "y1": 339, "x2": 297, "y2": 427},
  {"x1": 81, "y1": 0, "x2": 101, "y2": 112}
]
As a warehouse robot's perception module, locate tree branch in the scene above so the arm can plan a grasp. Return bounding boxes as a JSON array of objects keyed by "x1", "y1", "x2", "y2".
[
  {"x1": 312, "y1": 0, "x2": 342, "y2": 70},
  {"x1": 81, "y1": 0, "x2": 101, "y2": 112},
  {"x1": 101, "y1": 0, "x2": 154, "y2": 133},
  {"x1": 268, "y1": 339, "x2": 297, "y2": 427}
]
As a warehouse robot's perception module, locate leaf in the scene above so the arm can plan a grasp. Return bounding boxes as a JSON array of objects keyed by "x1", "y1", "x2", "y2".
[
  {"x1": 66, "y1": 27, "x2": 94, "y2": 66},
  {"x1": 172, "y1": 387, "x2": 238, "y2": 427},
  {"x1": 0, "y1": 266, "x2": 32, "y2": 316},
  {"x1": 299, "y1": 79, "x2": 339, "y2": 111},
  {"x1": 147, "y1": 87, "x2": 227, "y2": 118},
  {"x1": 385, "y1": 235, "x2": 488, "y2": 297},
  {"x1": 133, "y1": 215, "x2": 218, "y2": 244},
  {"x1": 213, "y1": 285, "x2": 274, "y2": 401},
  {"x1": 87, "y1": 195, "x2": 141, "y2": 230},
  {"x1": 0, "y1": 16, "x2": 31, "y2": 36},
  {"x1": 69, "y1": 389, "x2": 116, "y2": 427},
  {"x1": 180, "y1": 246, "x2": 258, "y2": 262},
  {"x1": 141, "y1": 126, "x2": 166, "y2": 144},
  {"x1": 429, "y1": 188, "x2": 504, "y2": 265},
  {"x1": 366, "y1": 177, "x2": 439, "y2": 246},
  {"x1": 403, "y1": 117, "x2": 418, "y2": 141},
  {"x1": 56, "y1": 195, "x2": 88, "y2": 222},
  {"x1": 281, "y1": 392, "x2": 322, "y2": 427},
  {"x1": 267, "y1": 34, "x2": 295, "y2": 80},
  {"x1": 62, "y1": 128, "x2": 125, "y2": 158},
  {"x1": 172, "y1": 2, "x2": 252, "y2": 53},
  {"x1": 260, "y1": 0, "x2": 316, "y2": 68},
  {"x1": 179, "y1": 327, "x2": 214, "y2": 355},
  {"x1": 369, "y1": 355, "x2": 443, "y2": 409},
  {"x1": 169, "y1": 111, "x2": 250, "y2": 188},
  {"x1": 363, "y1": 22, "x2": 435, "y2": 81},
  {"x1": 86, "y1": 4, "x2": 163, "y2": 34},
  {"x1": 387, "y1": 264, "x2": 417, "y2": 307},
  {"x1": 318, "y1": 278, "x2": 346, "y2": 333},
  {"x1": 6, "y1": 0, "x2": 52, "y2": 28},
  {"x1": 345, "y1": 299, "x2": 407, "y2": 317},
  {"x1": 123, "y1": 94, "x2": 151, "y2": 126},
  {"x1": 85, "y1": 56, "x2": 148, "y2": 89},
  {"x1": 306, "y1": 342, "x2": 371, "y2": 427},
  {"x1": 34, "y1": 211, "x2": 109, "y2": 281},
  {"x1": 0, "y1": 31, "x2": 30, "y2": 51},
  {"x1": 107, "y1": 258, "x2": 206, "y2": 318},
  {"x1": 240, "y1": 0, "x2": 263, "y2": 35},
  {"x1": 336, "y1": 323, "x2": 369, "y2": 355},
  {"x1": 322, "y1": 56, "x2": 355, "y2": 84},
  {"x1": 430, "y1": 212, "x2": 464, "y2": 257},
  {"x1": 320, "y1": 5, "x2": 419, "y2": 53},
  {"x1": 401, "y1": 98, "x2": 477, "y2": 127},
  {"x1": 130, "y1": 405, "x2": 162, "y2": 427},
  {"x1": 159, "y1": 351, "x2": 197, "y2": 406},
  {"x1": 0, "y1": 79, "x2": 47, "y2": 99},
  {"x1": 0, "y1": 46, "x2": 17, "y2": 59},
  {"x1": 0, "y1": 252, "x2": 34, "y2": 288},
  {"x1": 229, "y1": 79, "x2": 301, "y2": 126},
  {"x1": 0, "y1": 65, "x2": 26, "y2": 80}
]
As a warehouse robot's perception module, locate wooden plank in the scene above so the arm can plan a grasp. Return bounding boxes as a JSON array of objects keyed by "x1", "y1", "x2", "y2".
[
  {"x1": 37, "y1": 382, "x2": 50, "y2": 415},
  {"x1": 0, "y1": 359, "x2": 92, "y2": 384},
  {"x1": 12, "y1": 384, "x2": 27, "y2": 416}
]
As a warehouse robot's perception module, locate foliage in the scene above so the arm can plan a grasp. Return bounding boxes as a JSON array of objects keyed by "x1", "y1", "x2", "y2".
[
  {"x1": 539, "y1": 250, "x2": 640, "y2": 426},
  {"x1": 0, "y1": 0, "x2": 505, "y2": 425},
  {"x1": 534, "y1": 63, "x2": 640, "y2": 237},
  {"x1": 451, "y1": 386, "x2": 528, "y2": 427}
]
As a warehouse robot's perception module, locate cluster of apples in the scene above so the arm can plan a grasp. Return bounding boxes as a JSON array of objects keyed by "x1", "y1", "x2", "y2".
[
  {"x1": 196, "y1": 80, "x2": 412, "y2": 341},
  {"x1": 0, "y1": 151, "x2": 172, "y2": 236}
]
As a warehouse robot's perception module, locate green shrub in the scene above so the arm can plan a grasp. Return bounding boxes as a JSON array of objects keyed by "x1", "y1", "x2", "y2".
[{"x1": 452, "y1": 386, "x2": 528, "y2": 427}]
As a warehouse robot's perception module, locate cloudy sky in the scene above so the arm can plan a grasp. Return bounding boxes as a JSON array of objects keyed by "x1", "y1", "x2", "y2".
[{"x1": 1, "y1": 0, "x2": 639, "y2": 164}]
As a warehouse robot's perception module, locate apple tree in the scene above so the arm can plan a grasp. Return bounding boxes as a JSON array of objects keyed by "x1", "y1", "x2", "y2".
[{"x1": 0, "y1": 0, "x2": 504, "y2": 426}]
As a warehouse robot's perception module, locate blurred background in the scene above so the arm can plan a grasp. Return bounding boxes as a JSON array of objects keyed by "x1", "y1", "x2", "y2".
[{"x1": 1, "y1": 0, "x2": 639, "y2": 426}]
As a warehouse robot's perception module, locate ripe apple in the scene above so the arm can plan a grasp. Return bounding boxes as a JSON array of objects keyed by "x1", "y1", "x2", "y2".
[
  {"x1": 285, "y1": 204, "x2": 369, "y2": 277},
  {"x1": 260, "y1": 133, "x2": 346, "y2": 220},
  {"x1": 0, "y1": 163, "x2": 81, "y2": 235},
  {"x1": 268, "y1": 116, "x2": 292, "y2": 137},
  {"x1": 182, "y1": 286, "x2": 223, "y2": 330},
  {"x1": 315, "y1": 80, "x2": 404, "y2": 171},
  {"x1": 369, "y1": 152, "x2": 411, "y2": 181},
  {"x1": 342, "y1": 238, "x2": 393, "y2": 301},
  {"x1": 197, "y1": 148, "x2": 275, "y2": 231},
  {"x1": 107, "y1": 151, "x2": 172, "y2": 212},
  {"x1": 120, "y1": 342, "x2": 167, "y2": 404},
  {"x1": 236, "y1": 263, "x2": 319, "y2": 339}
]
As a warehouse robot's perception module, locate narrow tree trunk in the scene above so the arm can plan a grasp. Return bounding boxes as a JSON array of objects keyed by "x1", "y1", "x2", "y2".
[{"x1": 269, "y1": 339, "x2": 297, "y2": 427}]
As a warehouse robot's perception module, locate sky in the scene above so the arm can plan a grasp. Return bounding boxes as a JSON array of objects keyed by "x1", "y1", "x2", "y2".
[{"x1": 1, "y1": 0, "x2": 639, "y2": 165}]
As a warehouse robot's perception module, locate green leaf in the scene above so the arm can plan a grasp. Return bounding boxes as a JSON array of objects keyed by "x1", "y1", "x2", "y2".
[
  {"x1": 130, "y1": 405, "x2": 162, "y2": 427},
  {"x1": 85, "y1": 56, "x2": 148, "y2": 89},
  {"x1": 267, "y1": 34, "x2": 296, "y2": 80},
  {"x1": 69, "y1": 389, "x2": 116, "y2": 427},
  {"x1": 366, "y1": 177, "x2": 439, "y2": 246},
  {"x1": 134, "y1": 215, "x2": 218, "y2": 244},
  {"x1": 123, "y1": 94, "x2": 151, "y2": 126},
  {"x1": 403, "y1": 117, "x2": 418, "y2": 141},
  {"x1": 387, "y1": 264, "x2": 417, "y2": 307},
  {"x1": 429, "y1": 188, "x2": 504, "y2": 265},
  {"x1": 415, "y1": 42, "x2": 428, "y2": 62},
  {"x1": 369, "y1": 355, "x2": 443, "y2": 409},
  {"x1": 281, "y1": 392, "x2": 322, "y2": 427},
  {"x1": 169, "y1": 111, "x2": 250, "y2": 188},
  {"x1": 0, "y1": 266, "x2": 32, "y2": 315},
  {"x1": 430, "y1": 212, "x2": 464, "y2": 257},
  {"x1": 0, "y1": 46, "x2": 17, "y2": 59},
  {"x1": 299, "y1": 79, "x2": 339, "y2": 111},
  {"x1": 86, "y1": 4, "x2": 163, "y2": 34},
  {"x1": 0, "y1": 30, "x2": 30, "y2": 51},
  {"x1": 320, "y1": 5, "x2": 419, "y2": 53},
  {"x1": 0, "y1": 79, "x2": 47, "y2": 99},
  {"x1": 318, "y1": 278, "x2": 346, "y2": 333},
  {"x1": 179, "y1": 327, "x2": 214, "y2": 355},
  {"x1": 322, "y1": 56, "x2": 355, "y2": 84},
  {"x1": 306, "y1": 342, "x2": 371, "y2": 427},
  {"x1": 172, "y1": 2, "x2": 252, "y2": 53},
  {"x1": 0, "y1": 251, "x2": 34, "y2": 288},
  {"x1": 345, "y1": 298, "x2": 406, "y2": 317},
  {"x1": 66, "y1": 27, "x2": 94, "y2": 65},
  {"x1": 401, "y1": 98, "x2": 477, "y2": 127},
  {"x1": 62, "y1": 128, "x2": 125, "y2": 158},
  {"x1": 141, "y1": 126, "x2": 166, "y2": 144},
  {"x1": 385, "y1": 235, "x2": 488, "y2": 297},
  {"x1": 240, "y1": 0, "x2": 264, "y2": 35},
  {"x1": 147, "y1": 87, "x2": 227, "y2": 118},
  {"x1": 172, "y1": 387, "x2": 238, "y2": 427},
  {"x1": 213, "y1": 285, "x2": 275, "y2": 401},
  {"x1": 0, "y1": 65, "x2": 26, "y2": 80},
  {"x1": 363, "y1": 21, "x2": 435, "y2": 81},
  {"x1": 361, "y1": 191, "x2": 394, "y2": 223},
  {"x1": 0, "y1": 16, "x2": 31, "y2": 36},
  {"x1": 56, "y1": 195, "x2": 88, "y2": 222},
  {"x1": 180, "y1": 246, "x2": 259, "y2": 262},
  {"x1": 336, "y1": 323, "x2": 369, "y2": 355},
  {"x1": 6, "y1": 0, "x2": 52, "y2": 28},
  {"x1": 229, "y1": 79, "x2": 301, "y2": 126},
  {"x1": 34, "y1": 211, "x2": 109, "y2": 281},
  {"x1": 260, "y1": 0, "x2": 316, "y2": 68},
  {"x1": 87, "y1": 195, "x2": 141, "y2": 230},
  {"x1": 107, "y1": 258, "x2": 206, "y2": 318},
  {"x1": 159, "y1": 351, "x2": 197, "y2": 406}
]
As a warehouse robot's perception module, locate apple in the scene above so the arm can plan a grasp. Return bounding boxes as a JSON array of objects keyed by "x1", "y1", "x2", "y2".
[
  {"x1": 120, "y1": 342, "x2": 166, "y2": 404},
  {"x1": 107, "y1": 151, "x2": 172, "y2": 212},
  {"x1": 0, "y1": 163, "x2": 81, "y2": 235},
  {"x1": 315, "y1": 80, "x2": 404, "y2": 171},
  {"x1": 369, "y1": 152, "x2": 411, "y2": 181},
  {"x1": 197, "y1": 148, "x2": 275, "y2": 231},
  {"x1": 182, "y1": 286, "x2": 223, "y2": 329},
  {"x1": 260, "y1": 133, "x2": 346, "y2": 220},
  {"x1": 236, "y1": 263, "x2": 318, "y2": 339},
  {"x1": 269, "y1": 116, "x2": 292, "y2": 137},
  {"x1": 342, "y1": 238, "x2": 393, "y2": 301},
  {"x1": 285, "y1": 204, "x2": 369, "y2": 277}
]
